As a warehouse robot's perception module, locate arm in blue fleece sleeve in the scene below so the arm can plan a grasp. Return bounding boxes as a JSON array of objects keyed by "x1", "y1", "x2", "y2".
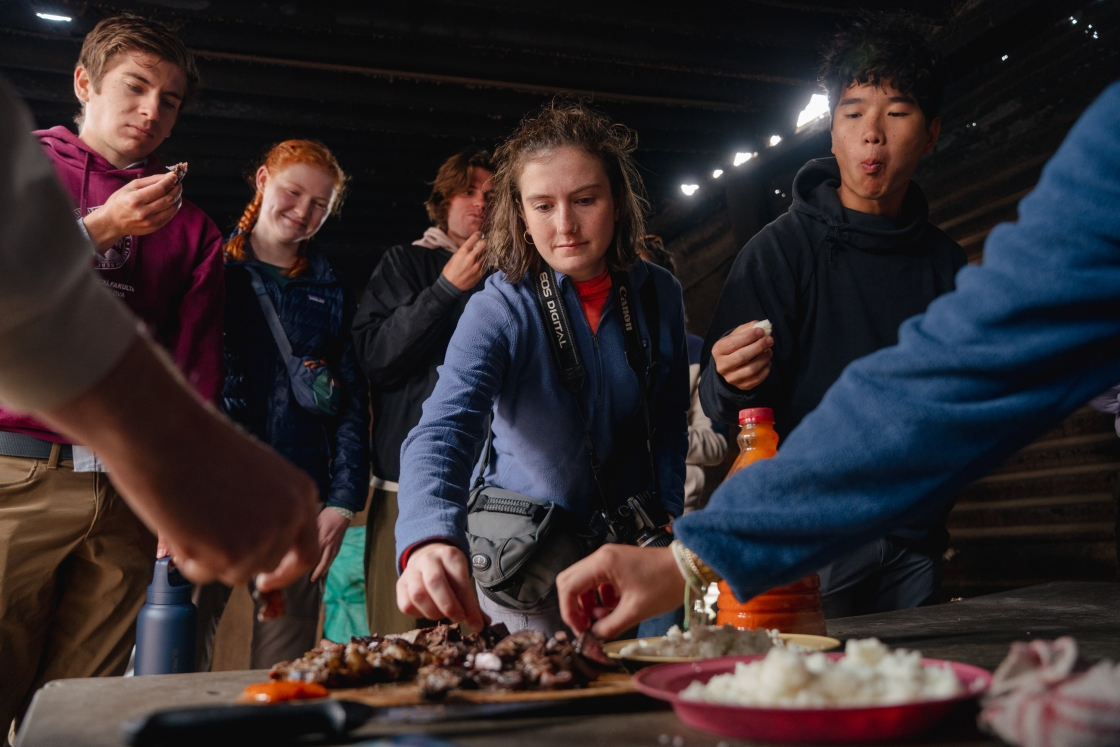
[
  {"x1": 394, "y1": 290, "x2": 513, "y2": 570},
  {"x1": 674, "y1": 81, "x2": 1120, "y2": 603}
]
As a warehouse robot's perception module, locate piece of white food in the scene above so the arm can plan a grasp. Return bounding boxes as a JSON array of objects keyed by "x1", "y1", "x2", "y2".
[{"x1": 754, "y1": 319, "x2": 772, "y2": 336}]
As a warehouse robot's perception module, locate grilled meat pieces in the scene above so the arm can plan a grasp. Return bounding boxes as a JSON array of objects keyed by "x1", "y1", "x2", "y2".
[
  {"x1": 252, "y1": 588, "x2": 285, "y2": 622},
  {"x1": 167, "y1": 162, "x2": 188, "y2": 182},
  {"x1": 269, "y1": 623, "x2": 615, "y2": 700}
]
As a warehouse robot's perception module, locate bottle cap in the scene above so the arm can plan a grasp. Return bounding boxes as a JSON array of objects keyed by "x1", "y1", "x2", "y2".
[
  {"x1": 145, "y1": 556, "x2": 194, "y2": 605},
  {"x1": 739, "y1": 407, "x2": 774, "y2": 424}
]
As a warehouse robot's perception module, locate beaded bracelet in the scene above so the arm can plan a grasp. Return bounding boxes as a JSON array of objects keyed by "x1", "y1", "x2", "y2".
[
  {"x1": 327, "y1": 505, "x2": 355, "y2": 521},
  {"x1": 670, "y1": 540, "x2": 721, "y2": 590}
]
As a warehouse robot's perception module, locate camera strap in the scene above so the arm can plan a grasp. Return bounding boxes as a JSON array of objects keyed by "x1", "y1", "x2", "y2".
[{"x1": 530, "y1": 265, "x2": 661, "y2": 525}]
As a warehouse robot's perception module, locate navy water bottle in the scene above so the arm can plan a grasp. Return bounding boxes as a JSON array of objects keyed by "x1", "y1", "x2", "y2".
[{"x1": 134, "y1": 557, "x2": 196, "y2": 675}]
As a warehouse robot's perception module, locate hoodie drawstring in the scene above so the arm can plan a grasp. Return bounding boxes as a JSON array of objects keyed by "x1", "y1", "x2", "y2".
[
  {"x1": 824, "y1": 225, "x2": 840, "y2": 263},
  {"x1": 80, "y1": 151, "x2": 92, "y2": 215}
]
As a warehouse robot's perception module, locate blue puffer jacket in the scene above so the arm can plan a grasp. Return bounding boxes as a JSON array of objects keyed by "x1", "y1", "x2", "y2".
[
  {"x1": 223, "y1": 249, "x2": 370, "y2": 512},
  {"x1": 396, "y1": 259, "x2": 690, "y2": 569}
]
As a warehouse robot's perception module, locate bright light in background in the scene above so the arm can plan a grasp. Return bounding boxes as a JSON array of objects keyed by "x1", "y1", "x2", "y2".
[
  {"x1": 36, "y1": 12, "x2": 72, "y2": 21},
  {"x1": 768, "y1": 135, "x2": 782, "y2": 147},
  {"x1": 796, "y1": 94, "x2": 829, "y2": 128},
  {"x1": 712, "y1": 169, "x2": 724, "y2": 179},
  {"x1": 1001, "y1": 54, "x2": 1009, "y2": 61},
  {"x1": 733, "y1": 152, "x2": 753, "y2": 166},
  {"x1": 681, "y1": 184, "x2": 699, "y2": 196}
]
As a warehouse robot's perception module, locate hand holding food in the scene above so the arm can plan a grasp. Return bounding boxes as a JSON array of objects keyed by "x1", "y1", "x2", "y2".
[
  {"x1": 557, "y1": 544, "x2": 684, "y2": 639},
  {"x1": 396, "y1": 542, "x2": 485, "y2": 631},
  {"x1": 711, "y1": 319, "x2": 774, "y2": 391},
  {"x1": 82, "y1": 169, "x2": 184, "y2": 251},
  {"x1": 440, "y1": 231, "x2": 487, "y2": 291}
]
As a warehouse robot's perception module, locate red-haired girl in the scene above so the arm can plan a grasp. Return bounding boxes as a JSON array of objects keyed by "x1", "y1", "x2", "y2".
[{"x1": 196, "y1": 140, "x2": 370, "y2": 669}]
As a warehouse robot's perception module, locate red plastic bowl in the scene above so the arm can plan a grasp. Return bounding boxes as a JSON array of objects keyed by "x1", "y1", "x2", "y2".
[{"x1": 633, "y1": 654, "x2": 992, "y2": 743}]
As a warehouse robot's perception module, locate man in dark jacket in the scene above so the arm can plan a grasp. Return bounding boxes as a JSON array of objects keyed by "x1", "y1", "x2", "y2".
[
  {"x1": 700, "y1": 13, "x2": 967, "y2": 617},
  {"x1": 352, "y1": 148, "x2": 492, "y2": 632}
]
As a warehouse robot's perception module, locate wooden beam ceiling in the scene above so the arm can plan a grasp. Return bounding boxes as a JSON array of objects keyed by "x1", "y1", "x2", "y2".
[{"x1": 1, "y1": 0, "x2": 973, "y2": 287}]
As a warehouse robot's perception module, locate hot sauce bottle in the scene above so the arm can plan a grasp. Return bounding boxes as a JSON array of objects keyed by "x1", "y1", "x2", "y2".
[{"x1": 715, "y1": 408, "x2": 828, "y2": 636}]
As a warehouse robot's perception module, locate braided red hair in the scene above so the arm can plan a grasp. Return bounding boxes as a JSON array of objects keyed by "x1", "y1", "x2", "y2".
[{"x1": 223, "y1": 139, "x2": 349, "y2": 277}]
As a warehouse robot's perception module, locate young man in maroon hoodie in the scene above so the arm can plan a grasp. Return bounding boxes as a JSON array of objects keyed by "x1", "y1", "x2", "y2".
[{"x1": 0, "y1": 15, "x2": 223, "y2": 734}]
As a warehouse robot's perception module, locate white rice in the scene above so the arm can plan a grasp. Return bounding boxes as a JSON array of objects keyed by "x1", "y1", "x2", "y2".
[
  {"x1": 679, "y1": 638, "x2": 963, "y2": 708},
  {"x1": 753, "y1": 319, "x2": 773, "y2": 336}
]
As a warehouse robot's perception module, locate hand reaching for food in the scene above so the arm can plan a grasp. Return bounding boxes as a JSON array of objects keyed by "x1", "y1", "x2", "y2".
[{"x1": 82, "y1": 169, "x2": 184, "y2": 251}]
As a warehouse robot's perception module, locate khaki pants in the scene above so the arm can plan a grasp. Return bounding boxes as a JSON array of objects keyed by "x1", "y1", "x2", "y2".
[
  {"x1": 194, "y1": 573, "x2": 323, "y2": 671},
  {"x1": 363, "y1": 488, "x2": 415, "y2": 635},
  {"x1": 0, "y1": 452, "x2": 155, "y2": 734}
]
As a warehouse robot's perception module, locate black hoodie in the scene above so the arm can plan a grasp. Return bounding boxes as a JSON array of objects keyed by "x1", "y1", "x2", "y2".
[
  {"x1": 699, "y1": 158, "x2": 967, "y2": 546},
  {"x1": 352, "y1": 243, "x2": 484, "y2": 483}
]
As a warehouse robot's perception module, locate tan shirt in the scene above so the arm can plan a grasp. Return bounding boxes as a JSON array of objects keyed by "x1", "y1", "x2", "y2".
[
  {"x1": 0, "y1": 79, "x2": 136, "y2": 412},
  {"x1": 684, "y1": 360, "x2": 728, "y2": 511}
]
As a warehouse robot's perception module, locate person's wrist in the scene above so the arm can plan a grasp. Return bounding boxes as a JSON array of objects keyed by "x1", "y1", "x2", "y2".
[
  {"x1": 404, "y1": 539, "x2": 458, "y2": 569},
  {"x1": 434, "y1": 273, "x2": 467, "y2": 299},
  {"x1": 326, "y1": 505, "x2": 355, "y2": 522},
  {"x1": 671, "y1": 540, "x2": 720, "y2": 590},
  {"x1": 82, "y1": 209, "x2": 122, "y2": 252}
]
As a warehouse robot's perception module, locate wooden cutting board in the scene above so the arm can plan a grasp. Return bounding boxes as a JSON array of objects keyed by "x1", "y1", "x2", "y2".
[{"x1": 331, "y1": 672, "x2": 635, "y2": 707}]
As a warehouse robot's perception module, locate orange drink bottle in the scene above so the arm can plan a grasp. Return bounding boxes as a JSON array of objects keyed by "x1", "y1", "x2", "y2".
[{"x1": 715, "y1": 408, "x2": 828, "y2": 636}]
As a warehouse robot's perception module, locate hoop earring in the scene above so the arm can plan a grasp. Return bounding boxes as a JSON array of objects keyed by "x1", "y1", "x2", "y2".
[{"x1": 523, "y1": 230, "x2": 535, "y2": 246}]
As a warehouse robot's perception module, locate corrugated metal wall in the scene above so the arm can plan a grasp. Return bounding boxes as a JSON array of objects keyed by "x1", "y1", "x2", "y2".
[
  {"x1": 922, "y1": 1, "x2": 1120, "y2": 598},
  {"x1": 663, "y1": 0, "x2": 1120, "y2": 597}
]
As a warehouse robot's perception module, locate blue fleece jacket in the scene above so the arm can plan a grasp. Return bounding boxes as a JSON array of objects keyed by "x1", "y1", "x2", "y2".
[
  {"x1": 675, "y1": 80, "x2": 1120, "y2": 603},
  {"x1": 396, "y1": 260, "x2": 689, "y2": 569}
]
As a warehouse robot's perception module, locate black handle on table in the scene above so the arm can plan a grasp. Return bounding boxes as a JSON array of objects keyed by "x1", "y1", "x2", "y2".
[{"x1": 121, "y1": 699, "x2": 375, "y2": 746}]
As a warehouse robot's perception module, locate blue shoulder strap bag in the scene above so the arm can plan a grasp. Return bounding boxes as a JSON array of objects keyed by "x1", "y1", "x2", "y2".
[{"x1": 246, "y1": 265, "x2": 342, "y2": 418}]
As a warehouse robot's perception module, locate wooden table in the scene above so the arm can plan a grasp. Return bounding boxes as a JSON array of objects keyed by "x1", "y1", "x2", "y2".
[{"x1": 17, "y1": 581, "x2": 1120, "y2": 747}]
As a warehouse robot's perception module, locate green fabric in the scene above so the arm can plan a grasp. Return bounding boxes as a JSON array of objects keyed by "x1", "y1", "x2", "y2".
[
  {"x1": 259, "y1": 262, "x2": 292, "y2": 289},
  {"x1": 312, "y1": 369, "x2": 340, "y2": 415},
  {"x1": 323, "y1": 526, "x2": 370, "y2": 642}
]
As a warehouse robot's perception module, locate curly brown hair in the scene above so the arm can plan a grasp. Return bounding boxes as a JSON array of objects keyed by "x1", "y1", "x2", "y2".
[
  {"x1": 486, "y1": 99, "x2": 648, "y2": 284},
  {"x1": 425, "y1": 147, "x2": 494, "y2": 231}
]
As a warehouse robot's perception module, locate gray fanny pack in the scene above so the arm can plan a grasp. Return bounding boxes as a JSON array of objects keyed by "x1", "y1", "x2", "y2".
[{"x1": 465, "y1": 485, "x2": 593, "y2": 610}]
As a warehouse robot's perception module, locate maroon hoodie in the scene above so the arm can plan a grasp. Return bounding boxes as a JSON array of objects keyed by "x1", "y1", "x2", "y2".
[{"x1": 0, "y1": 126, "x2": 225, "y2": 442}]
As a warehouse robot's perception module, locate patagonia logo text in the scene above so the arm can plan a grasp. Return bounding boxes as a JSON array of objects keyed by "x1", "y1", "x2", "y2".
[{"x1": 308, "y1": 295, "x2": 326, "y2": 304}]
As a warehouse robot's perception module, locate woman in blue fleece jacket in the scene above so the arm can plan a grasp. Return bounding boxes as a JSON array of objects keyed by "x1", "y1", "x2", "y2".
[
  {"x1": 395, "y1": 101, "x2": 689, "y2": 634},
  {"x1": 557, "y1": 80, "x2": 1120, "y2": 639}
]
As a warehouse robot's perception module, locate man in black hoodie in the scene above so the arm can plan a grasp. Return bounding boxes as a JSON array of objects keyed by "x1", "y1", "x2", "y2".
[
  {"x1": 699, "y1": 13, "x2": 967, "y2": 617},
  {"x1": 352, "y1": 148, "x2": 492, "y2": 633}
]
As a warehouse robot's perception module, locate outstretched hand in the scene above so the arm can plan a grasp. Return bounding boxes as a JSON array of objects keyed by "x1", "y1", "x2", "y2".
[
  {"x1": 396, "y1": 542, "x2": 485, "y2": 630},
  {"x1": 556, "y1": 545, "x2": 685, "y2": 639},
  {"x1": 41, "y1": 336, "x2": 322, "y2": 590}
]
